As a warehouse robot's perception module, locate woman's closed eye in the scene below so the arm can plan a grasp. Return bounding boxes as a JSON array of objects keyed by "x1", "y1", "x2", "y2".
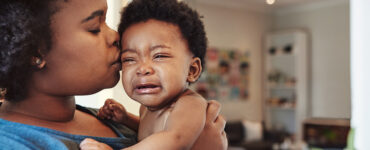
[{"x1": 89, "y1": 28, "x2": 101, "y2": 35}]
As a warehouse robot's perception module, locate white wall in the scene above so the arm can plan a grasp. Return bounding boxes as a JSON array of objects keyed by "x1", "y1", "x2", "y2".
[
  {"x1": 76, "y1": 0, "x2": 351, "y2": 122},
  {"x1": 189, "y1": 0, "x2": 351, "y2": 122},
  {"x1": 272, "y1": 0, "x2": 351, "y2": 118},
  {"x1": 351, "y1": 0, "x2": 370, "y2": 149},
  {"x1": 189, "y1": 2, "x2": 271, "y2": 121}
]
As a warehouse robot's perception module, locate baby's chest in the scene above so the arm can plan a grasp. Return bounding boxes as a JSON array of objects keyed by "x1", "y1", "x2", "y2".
[{"x1": 138, "y1": 110, "x2": 171, "y2": 141}]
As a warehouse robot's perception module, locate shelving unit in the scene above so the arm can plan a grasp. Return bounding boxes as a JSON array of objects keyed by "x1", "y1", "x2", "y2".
[{"x1": 263, "y1": 30, "x2": 309, "y2": 141}]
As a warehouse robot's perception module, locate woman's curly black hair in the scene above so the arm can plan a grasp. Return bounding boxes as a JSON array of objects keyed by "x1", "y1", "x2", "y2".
[
  {"x1": 118, "y1": 0, "x2": 208, "y2": 69},
  {"x1": 0, "y1": 0, "x2": 59, "y2": 101}
]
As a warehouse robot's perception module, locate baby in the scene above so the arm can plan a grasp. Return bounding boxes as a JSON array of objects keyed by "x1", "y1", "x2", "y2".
[{"x1": 80, "y1": 0, "x2": 211, "y2": 149}]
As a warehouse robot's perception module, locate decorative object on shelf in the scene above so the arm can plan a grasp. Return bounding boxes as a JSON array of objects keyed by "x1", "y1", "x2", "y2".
[
  {"x1": 191, "y1": 47, "x2": 250, "y2": 101},
  {"x1": 267, "y1": 69, "x2": 297, "y2": 89},
  {"x1": 285, "y1": 77, "x2": 296, "y2": 87},
  {"x1": 283, "y1": 44, "x2": 293, "y2": 54},
  {"x1": 267, "y1": 97, "x2": 296, "y2": 109},
  {"x1": 269, "y1": 47, "x2": 277, "y2": 55},
  {"x1": 267, "y1": 69, "x2": 286, "y2": 86}
]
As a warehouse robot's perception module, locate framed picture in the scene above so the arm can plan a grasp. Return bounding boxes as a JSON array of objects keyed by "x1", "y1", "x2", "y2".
[{"x1": 192, "y1": 47, "x2": 250, "y2": 101}]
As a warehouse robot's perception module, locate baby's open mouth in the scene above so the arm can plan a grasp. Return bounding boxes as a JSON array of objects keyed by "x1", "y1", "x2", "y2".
[
  {"x1": 134, "y1": 83, "x2": 161, "y2": 94},
  {"x1": 137, "y1": 84, "x2": 159, "y2": 89}
]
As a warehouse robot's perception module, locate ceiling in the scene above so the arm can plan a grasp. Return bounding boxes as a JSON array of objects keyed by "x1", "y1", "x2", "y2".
[
  {"x1": 191, "y1": 0, "x2": 341, "y2": 12},
  {"x1": 239, "y1": 0, "x2": 324, "y2": 7}
]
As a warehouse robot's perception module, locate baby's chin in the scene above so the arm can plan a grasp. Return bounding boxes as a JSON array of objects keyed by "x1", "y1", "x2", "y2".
[{"x1": 132, "y1": 95, "x2": 172, "y2": 110}]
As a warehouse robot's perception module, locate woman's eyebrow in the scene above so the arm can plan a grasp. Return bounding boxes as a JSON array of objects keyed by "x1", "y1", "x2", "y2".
[{"x1": 81, "y1": 10, "x2": 104, "y2": 23}]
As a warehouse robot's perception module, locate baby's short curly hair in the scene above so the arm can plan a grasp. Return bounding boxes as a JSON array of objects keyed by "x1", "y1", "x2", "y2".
[
  {"x1": 118, "y1": 0, "x2": 208, "y2": 69},
  {"x1": 0, "y1": 0, "x2": 58, "y2": 101}
]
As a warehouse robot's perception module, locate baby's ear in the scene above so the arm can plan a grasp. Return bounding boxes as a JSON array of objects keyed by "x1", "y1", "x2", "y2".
[{"x1": 187, "y1": 57, "x2": 202, "y2": 83}]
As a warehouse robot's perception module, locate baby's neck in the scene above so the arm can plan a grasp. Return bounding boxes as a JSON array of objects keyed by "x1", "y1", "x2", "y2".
[{"x1": 146, "y1": 88, "x2": 191, "y2": 112}]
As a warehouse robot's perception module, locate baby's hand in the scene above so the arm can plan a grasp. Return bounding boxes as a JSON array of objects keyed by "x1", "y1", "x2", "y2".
[
  {"x1": 80, "y1": 138, "x2": 112, "y2": 150},
  {"x1": 97, "y1": 99, "x2": 127, "y2": 124}
]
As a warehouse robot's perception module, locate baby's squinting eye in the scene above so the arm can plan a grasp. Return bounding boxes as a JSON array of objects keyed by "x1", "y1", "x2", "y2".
[{"x1": 154, "y1": 54, "x2": 170, "y2": 59}]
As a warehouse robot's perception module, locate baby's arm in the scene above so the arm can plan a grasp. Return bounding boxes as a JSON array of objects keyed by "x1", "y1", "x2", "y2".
[
  {"x1": 125, "y1": 90, "x2": 207, "y2": 150},
  {"x1": 98, "y1": 99, "x2": 139, "y2": 131}
]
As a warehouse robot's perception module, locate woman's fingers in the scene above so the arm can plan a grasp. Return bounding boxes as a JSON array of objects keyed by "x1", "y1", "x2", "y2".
[
  {"x1": 206, "y1": 100, "x2": 221, "y2": 123},
  {"x1": 221, "y1": 130, "x2": 228, "y2": 149},
  {"x1": 80, "y1": 138, "x2": 113, "y2": 150},
  {"x1": 80, "y1": 138, "x2": 95, "y2": 146},
  {"x1": 214, "y1": 115, "x2": 226, "y2": 133}
]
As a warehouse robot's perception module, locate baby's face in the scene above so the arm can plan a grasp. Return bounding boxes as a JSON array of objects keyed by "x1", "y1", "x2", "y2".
[{"x1": 120, "y1": 19, "x2": 197, "y2": 110}]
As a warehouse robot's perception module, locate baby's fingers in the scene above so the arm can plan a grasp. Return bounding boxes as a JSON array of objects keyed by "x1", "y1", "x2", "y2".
[
  {"x1": 98, "y1": 99, "x2": 119, "y2": 120},
  {"x1": 109, "y1": 103, "x2": 126, "y2": 113},
  {"x1": 98, "y1": 106, "x2": 112, "y2": 119}
]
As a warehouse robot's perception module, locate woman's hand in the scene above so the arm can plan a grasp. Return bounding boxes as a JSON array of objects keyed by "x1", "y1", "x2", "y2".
[
  {"x1": 80, "y1": 138, "x2": 113, "y2": 150},
  {"x1": 191, "y1": 100, "x2": 228, "y2": 150}
]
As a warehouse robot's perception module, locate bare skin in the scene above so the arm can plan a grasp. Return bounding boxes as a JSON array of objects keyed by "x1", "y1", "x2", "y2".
[
  {"x1": 80, "y1": 19, "x2": 227, "y2": 150},
  {"x1": 0, "y1": 0, "x2": 120, "y2": 137},
  {"x1": 121, "y1": 20, "x2": 208, "y2": 149},
  {"x1": 96, "y1": 91, "x2": 207, "y2": 149},
  {"x1": 0, "y1": 0, "x2": 227, "y2": 149}
]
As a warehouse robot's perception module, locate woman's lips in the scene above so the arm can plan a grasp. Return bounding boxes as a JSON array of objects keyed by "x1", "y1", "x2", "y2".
[
  {"x1": 111, "y1": 52, "x2": 122, "y2": 69},
  {"x1": 111, "y1": 54, "x2": 122, "y2": 70},
  {"x1": 134, "y1": 84, "x2": 161, "y2": 94},
  {"x1": 111, "y1": 61, "x2": 122, "y2": 71}
]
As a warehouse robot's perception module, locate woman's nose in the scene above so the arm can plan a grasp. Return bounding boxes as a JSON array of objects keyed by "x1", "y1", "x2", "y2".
[{"x1": 105, "y1": 25, "x2": 120, "y2": 48}]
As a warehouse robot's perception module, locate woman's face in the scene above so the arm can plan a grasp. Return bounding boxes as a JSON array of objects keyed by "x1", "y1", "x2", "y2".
[{"x1": 33, "y1": 0, "x2": 121, "y2": 96}]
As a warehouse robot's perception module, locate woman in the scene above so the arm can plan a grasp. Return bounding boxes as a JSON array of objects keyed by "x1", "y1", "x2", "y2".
[{"x1": 0, "y1": 0, "x2": 227, "y2": 149}]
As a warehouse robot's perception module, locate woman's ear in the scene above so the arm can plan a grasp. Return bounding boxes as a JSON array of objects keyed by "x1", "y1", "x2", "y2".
[
  {"x1": 31, "y1": 49, "x2": 47, "y2": 69},
  {"x1": 31, "y1": 56, "x2": 46, "y2": 69},
  {"x1": 187, "y1": 57, "x2": 202, "y2": 83}
]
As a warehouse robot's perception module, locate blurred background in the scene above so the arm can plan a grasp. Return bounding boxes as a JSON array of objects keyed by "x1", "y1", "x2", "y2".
[{"x1": 75, "y1": 0, "x2": 357, "y2": 149}]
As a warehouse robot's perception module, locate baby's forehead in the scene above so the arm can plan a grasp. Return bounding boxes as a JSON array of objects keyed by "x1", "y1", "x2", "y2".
[
  {"x1": 124, "y1": 20, "x2": 184, "y2": 37},
  {"x1": 120, "y1": 20, "x2": 190, "y2": 51}
]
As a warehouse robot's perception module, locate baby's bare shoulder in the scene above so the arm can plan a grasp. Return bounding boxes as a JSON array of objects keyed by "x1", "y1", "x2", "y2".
[
  {"x1": 176, "y1": 89, "x2": 207, "y2": 107},
  {"x1": 181, "y1": 89, "x2": 203, "y2": 99}
]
